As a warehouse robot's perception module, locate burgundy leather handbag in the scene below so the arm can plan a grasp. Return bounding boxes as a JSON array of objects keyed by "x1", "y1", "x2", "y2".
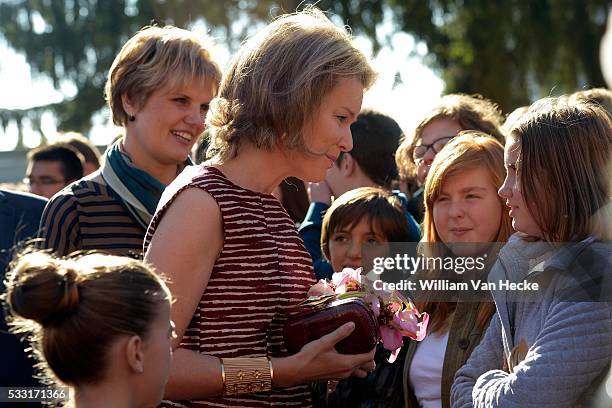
[{"x1": 284, "y1": 297, "x2": 379, "y2": 355}]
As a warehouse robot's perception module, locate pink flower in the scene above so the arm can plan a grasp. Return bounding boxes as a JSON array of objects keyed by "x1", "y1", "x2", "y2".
[
  {"x1": 307, "y1": 279, "x2": 335, "y2": 297},
  {"x1": 392, "y1": 308, "x2": 429, "y2": 341},
  {"x1": 380, "y1": 325, "x2": 405, "y2": 363},
  {"x1": 303, "y1": 267, "x2": 429, "y2": 364},
  {"x1": 380, "y1": 325, "x2": 403, "y2": 351},
  {"x1": 331, "y1": 267, "x2": 363, "y2": 294},
  {"x1": 380, "y1": 305, "x2": 429, "y2": 362}
]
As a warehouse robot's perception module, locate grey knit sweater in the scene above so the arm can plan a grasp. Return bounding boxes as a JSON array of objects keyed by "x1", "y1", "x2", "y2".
[{"x1": 451, "y1": 234, "x2": 612, "y2": 408}]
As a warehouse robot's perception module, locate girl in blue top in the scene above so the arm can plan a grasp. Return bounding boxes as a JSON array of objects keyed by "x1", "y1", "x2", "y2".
[{"x1": 452, "y1": 97, "x2": 612, "y2": 408}]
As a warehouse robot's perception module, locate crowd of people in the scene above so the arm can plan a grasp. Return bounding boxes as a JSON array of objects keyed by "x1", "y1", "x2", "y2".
[{"x1": 0, "y1": 6, "x2": 610, "y2": 408}]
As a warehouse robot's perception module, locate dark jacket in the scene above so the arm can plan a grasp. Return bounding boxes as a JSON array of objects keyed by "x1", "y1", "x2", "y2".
[
  {"x1": 0, "y1": 189, "x2": 46, "y2": 390},
  {"x1": 0, "y1": 189, "x2": 47, "y2": 270},
  {"x1": 405, "y1": 188, "x2": 424, "y2": 224}
]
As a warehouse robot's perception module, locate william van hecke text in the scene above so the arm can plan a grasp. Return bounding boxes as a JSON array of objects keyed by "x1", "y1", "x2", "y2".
[{"x1": 373, "y1": 279, "x2": 539, "y2": 292}]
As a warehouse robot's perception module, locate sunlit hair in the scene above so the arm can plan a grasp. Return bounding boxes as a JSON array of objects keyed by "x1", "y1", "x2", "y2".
[
  {"x1": 423, "y1": 132, "x2": 513, "y2": 244},
  {"x1": 502, "y1": 106, "x2": 529, "y2": 136},
  {"x1": 105, "y1": 25, "x2": 222, "y2": 126},
  {"x1": 206, "y1": 7, "x2": 377, "y2": 162},
  {"x1": 420, "y1": 132, "x2": 512, "y2": 333},
  {"x1": 508, "y1": 97, "x2": 612, "y2": 242},
  {"x1": 570, "y1": 87, "x2": 612, "y2": 116},
  {"x1": 321, "y1": 187, "x2": 409, "y2": 261},
  {"x1": 4, "y1": 250, "x2": 170, "y2": 387},
  {"x1": 395, "y1": 93, "x2": 504, "y2": 185}
]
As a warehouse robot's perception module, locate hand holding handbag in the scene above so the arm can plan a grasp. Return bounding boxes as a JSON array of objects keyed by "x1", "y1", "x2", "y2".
[{"x1": 284, "y1": 296, "x2": 379, "y2": 355}]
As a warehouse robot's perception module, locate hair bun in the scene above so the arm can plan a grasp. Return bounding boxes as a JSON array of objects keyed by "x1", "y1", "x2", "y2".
[
  {"x1": 8, "y1": 254, "x2": 82, "y2": 327},
  {"x1": 57, "y1": 267, "x2": 81, "y2": 320}
]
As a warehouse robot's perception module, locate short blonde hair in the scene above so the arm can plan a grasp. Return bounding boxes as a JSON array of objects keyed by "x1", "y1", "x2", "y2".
[
  {"x1": 206, "y1": 7, "x2": 377, "y2": 161},
  {"x1": 509, "y1": 97, "x2": 612, "y2": 242},
  {"x1": 105, "y1": 25, "x2": 222, "y2": 126},
  {"x1": 396, "y1": 94, "x2": 504, "y2": 185}
]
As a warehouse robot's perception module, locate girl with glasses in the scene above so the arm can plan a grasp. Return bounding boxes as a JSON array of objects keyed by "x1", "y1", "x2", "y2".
[{"x1": 395, "y1": 94, "x2": 505, "y2": 223}]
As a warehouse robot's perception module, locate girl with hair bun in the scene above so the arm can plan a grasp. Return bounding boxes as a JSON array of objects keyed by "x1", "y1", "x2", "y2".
[{"x1": 5, "y1": 251, "x2": 174, "y2": 408}]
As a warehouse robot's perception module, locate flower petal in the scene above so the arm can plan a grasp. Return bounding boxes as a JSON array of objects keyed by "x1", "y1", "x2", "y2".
[
  {"x1": 414, "y1": 312, "x2": 429, "y2": 341},
  {"x1": 307, "y1": 280, "x2": 335, "y2": 297},
  {"x1": 393, "y1": 308, "x2": 428, "y2": 340},
  {"x1": 387, "y1": 346, "x2": 402, "y2": 363},
  {"x1": 334, "y1": 283, "x2": 348, "y2": 295},
  {"x1": 380, "y1": 325, "x2": 403, "y2": 351},
  {"x1": 332, "y1": 271, "x2": 349, "y2": 288}
]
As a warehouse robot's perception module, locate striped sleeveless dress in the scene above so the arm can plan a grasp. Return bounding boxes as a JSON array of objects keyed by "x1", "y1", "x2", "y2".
[{"x1": 144, "y1": 165, "x2": 315, "y2": 407}]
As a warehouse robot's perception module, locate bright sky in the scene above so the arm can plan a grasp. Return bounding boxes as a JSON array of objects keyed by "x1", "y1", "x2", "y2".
[{"x1": 0, "y1": 14, "x2": 445, "y2": 151}]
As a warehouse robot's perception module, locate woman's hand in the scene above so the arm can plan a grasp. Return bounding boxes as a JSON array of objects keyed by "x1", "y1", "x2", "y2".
[{"x1": 272, "y1": 322, "x2": 376, "y2": 388}]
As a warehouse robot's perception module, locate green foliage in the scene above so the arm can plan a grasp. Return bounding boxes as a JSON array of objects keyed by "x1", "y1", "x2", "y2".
[
  {"x1": 0, "y1": 0, "x2": 162, "y2": 136},
  {"x1": 323, "y1": 0, "x2": 610, "y2": 111},
  {"x1": 0, "y1": 0, "x2": 609, "y2": 140},
  {"x1": 0, "y1": 0, "x2": 305, "y2": 139}
]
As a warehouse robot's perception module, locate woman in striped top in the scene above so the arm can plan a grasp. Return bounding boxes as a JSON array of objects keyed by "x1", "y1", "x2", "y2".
[
  {"x1": 143, "y1": 7, "x2": 378, "y2": 407},
  {"x1": 39, "y1": 25, "x2": 221, "y2": 258}
]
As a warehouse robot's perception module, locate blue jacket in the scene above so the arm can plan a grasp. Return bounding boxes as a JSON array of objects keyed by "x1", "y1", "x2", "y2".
[
  {"x1": 451, "y1": 234, "x2": 612, "y2": 408},
  {"x1": 0, "y1": 189, "x2": 46, "y2": 389},
  {"x1": 299, "y1": 191, "x2": 421, "y2": 280}
]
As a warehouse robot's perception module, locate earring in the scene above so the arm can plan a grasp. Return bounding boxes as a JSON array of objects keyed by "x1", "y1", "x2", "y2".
[{"x1": 128, "y1": 114, "x2": 136, "y2": 122}]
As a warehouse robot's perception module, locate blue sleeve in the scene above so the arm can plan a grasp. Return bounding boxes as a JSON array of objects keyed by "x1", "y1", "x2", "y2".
[
  {"x1": 405, "y1": 210, "x2": 421, "y2": 242},
  {"x1": 453, "y1": 301, "x2": 612, "y2": 408},
  {"x1": 391, "y1": 190, "x2": 421, "y2": 242},
  {"x1": 299, "y1": 202, "x2": 334, "y2": 280}
]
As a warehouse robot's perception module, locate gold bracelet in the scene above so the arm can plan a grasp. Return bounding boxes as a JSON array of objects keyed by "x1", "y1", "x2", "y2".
[
  {"x1": 221, "y1": 356, "x2": 272, "y2": 395},
  {"x1": 220, "y1": 360, "x2": 226, "y2": 394},
  {"x1": 268, "y1": 357, "x2": 274, "y2": 386}
]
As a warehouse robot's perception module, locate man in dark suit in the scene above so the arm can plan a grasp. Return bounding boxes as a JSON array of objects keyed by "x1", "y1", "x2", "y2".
[{"x1": 0, "y1": 188, "x2": 47, "y2": 393}]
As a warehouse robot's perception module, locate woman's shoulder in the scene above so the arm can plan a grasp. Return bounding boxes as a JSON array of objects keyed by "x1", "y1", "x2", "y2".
[
  {"x1": 162, "y1": 164, "x2": 227, "y2": 195},
  {"x1": 156, "y1": 165, "x2": 217, "y2": 210},
  {"x1": 147, "y1": 166, "x2": 222, "y2": 237},
  {"x1": 144, "y1": 169, "x2": 222, "y2": 256},
  {"x1": 580, "y1": 239, "x2": 611, "y2": 260},
  {"x1": 543, "y1": 236, "x2": 609, "y2": 273}
]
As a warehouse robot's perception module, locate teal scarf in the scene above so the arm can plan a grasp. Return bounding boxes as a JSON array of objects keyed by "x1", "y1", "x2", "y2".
[{"x1": 100, "y1": 140, "x2": 190, "y2": 229}]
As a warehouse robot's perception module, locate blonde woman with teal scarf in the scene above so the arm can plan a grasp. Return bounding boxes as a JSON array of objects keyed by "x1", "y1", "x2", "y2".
[{"x1": 39, "y1": 25, "x2": 221, "y2": 258}]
